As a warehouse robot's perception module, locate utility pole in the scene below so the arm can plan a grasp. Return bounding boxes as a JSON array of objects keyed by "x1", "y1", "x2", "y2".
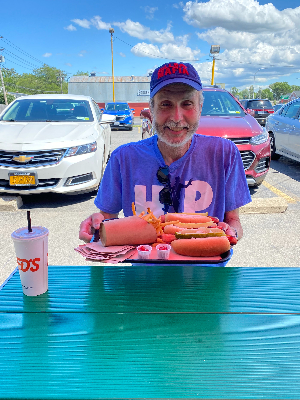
[
  {"x1": 0, "y1": 48, "x2": 8, "y2": 105},
  {"x1": 57, "y1": 72, "x2": 64, "y2": 94},
  {"x1": 109, "y1": 28, "x2": 115, "y2": 102}
]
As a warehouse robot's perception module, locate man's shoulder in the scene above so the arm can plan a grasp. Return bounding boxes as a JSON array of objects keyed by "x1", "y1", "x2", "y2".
[{"x1": 193, "y1": 133, "x2": 236, "y2": 150}]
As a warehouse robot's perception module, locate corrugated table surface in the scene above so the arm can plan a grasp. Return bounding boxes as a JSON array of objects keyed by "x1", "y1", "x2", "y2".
[{"x1": 1, "y1": 265, "x2": 300, "y2": 399}]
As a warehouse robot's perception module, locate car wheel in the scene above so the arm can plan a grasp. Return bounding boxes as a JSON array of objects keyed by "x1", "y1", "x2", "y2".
[
  {"x1": 269, "y1": 132, "x2": 281, "y2": 160},
  {"x1": 128, "y1": 126, "x2": 133, "y2": 131}
]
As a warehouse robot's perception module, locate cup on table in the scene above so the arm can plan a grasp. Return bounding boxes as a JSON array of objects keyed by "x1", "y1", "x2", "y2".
[
  {"x1": 137, "y1": 245, "x2": 152, "y2": 260},
  {"x1": 156, "y1": 244, "x2": 171, "y2": 260},
  {"x1": 11, "y1": 226, "x2": 49, "y2": 296}
]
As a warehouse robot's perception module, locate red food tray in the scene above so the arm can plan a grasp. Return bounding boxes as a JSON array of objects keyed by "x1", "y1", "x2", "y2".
[{"x1": 127, "y1": 247, "x2": 232, "y2": 265}]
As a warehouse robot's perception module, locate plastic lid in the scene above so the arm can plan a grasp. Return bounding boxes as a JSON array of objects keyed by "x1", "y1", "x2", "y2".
[{"x1": 11, "y1": 226, "x2": 49, "y2": 240}]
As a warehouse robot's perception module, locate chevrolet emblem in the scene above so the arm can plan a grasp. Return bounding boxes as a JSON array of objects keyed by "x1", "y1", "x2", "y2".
[{"x1": 12, "y1": 155, "x2": 34, "y2": 163}]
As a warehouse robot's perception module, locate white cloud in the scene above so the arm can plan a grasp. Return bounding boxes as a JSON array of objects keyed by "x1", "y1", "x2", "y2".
[
  {"x1": 131, "y1": 42, "x2": 201, "y2": 61},
  {"x1": 114, "y1": 20, "x2": 175, "y2": 44},
  {"x1": 91, "y1": 16, "x2": 112, "y2": 30},
  {"x1": 42, "y1": 53, "x2": 52, "y2": 57},
  {"x1": 64, "y1": 24, "x2": 77, "y2": 31},
  {"x1": 143, "y1": 6, "x2": 158, "y2": 20},
  {"x1": 119, "y1": 52, "x2": 126, "y2": 57},
  {"x1": 183, "y1": 0, "x2": 300, "y2": 33},
  {"x1": 65, "y1": 63, "x2": 72, "y2": 67},
  {"x1": 72, "y1": 19, "x2": 91, "y2": 29},
  {"x1": 78, "y1": 50, "x2": 87, "y2": 57}
]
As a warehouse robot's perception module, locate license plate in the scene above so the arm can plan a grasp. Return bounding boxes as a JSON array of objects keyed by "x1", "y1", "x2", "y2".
[
  {"x1": 258, "y1": 111, "x2": 266, "y2": 115},
  {"x1": 9, "y1": 173, "x2": 37, "y2": 186},
  {"x1": 114, "y1": 122, "x2": 120, "y2": 126}
]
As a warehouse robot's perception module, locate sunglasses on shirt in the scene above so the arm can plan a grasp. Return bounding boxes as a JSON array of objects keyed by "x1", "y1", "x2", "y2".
[{"x1": 156, "y1": 166, "x2": 173, "y2": 206}]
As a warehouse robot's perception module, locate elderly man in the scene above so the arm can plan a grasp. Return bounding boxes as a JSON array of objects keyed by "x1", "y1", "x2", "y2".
[{"x1": 79, "y1": 62, "x2": 251, "y2": 242}]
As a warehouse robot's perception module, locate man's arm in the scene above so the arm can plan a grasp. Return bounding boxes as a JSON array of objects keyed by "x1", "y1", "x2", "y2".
[
  {"x1": 220, "y1": 208, "x2": 243, "y2": 240},
  {"x1": 79, "y1": 210, "x2": 119, "y2": 243}
]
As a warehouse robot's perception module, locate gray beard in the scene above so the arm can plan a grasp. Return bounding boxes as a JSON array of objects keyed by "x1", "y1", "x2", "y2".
[{"x1": 153, "y1": 118, "x2": 199, "y2": 148}]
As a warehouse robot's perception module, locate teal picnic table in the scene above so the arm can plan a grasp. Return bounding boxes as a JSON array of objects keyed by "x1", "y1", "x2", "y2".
[{"x1": 1, "y1": 265, "x2": 300, "y2": 399}]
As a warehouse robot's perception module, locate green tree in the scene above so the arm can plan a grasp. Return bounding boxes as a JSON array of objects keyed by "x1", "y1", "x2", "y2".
[
  {"x1": 0, "y1": 91, "x2": 15, "y2": 104},
  {"x1": 230, "y1": 87, "x2": 239, "y2": 97},
  {"x1": 240, "y1": 89, "x2": 249, "y2": 99},
  {"x1": 73, "y1": 70, "x2": 89, "y2": 76},
  {"x1": 260, "y1": 88, "x2": 273, "y2": 100},
  {"x1": 269, "y1": 82, "x2": 291, "y2": 100},
  {"x1": 2, "y1": 65, "x2": 68, "y2": 95},
  {"x1": 290, "y1": 85, "x2": 300, "y2": 92}
]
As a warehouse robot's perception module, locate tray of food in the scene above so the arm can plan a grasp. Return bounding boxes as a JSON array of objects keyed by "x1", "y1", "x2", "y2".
[{"x1": 81, "y1": 205, "x2": 237, "y2": 265}]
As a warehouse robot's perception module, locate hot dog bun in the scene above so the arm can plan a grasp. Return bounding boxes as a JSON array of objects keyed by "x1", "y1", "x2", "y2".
[
  {"x1": 100, "y1": 216, "x2": 157, "y2": 246},
  {"x1": 165, "y1": 213, "x2": 213, "y2": 224},
  {"x1": 171, "y1": 236, "x2": 230, "y2": 257}
]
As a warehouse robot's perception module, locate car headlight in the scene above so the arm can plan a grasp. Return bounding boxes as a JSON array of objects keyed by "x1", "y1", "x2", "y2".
[
  {"x1": 249, "y1": 128, "x2": 269, "y2": 145},
  {"x1": 65, "y1": 141, "x2": 97, "y2": 157}
]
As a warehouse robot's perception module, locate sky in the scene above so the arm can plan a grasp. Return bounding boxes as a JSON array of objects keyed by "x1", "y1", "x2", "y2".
[{"x1": 1, "y1": 0, "x2": 300, "y2": 91}]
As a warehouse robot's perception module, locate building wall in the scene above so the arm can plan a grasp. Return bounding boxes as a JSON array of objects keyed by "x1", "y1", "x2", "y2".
[{"x1": 68, "y1": 76, "x2": 151, "y2": 116}]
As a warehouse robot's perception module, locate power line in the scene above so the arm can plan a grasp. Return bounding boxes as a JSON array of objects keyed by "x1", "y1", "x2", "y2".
[{"x1": 1, "y1": 36, "x2": 45, "y2": 66}]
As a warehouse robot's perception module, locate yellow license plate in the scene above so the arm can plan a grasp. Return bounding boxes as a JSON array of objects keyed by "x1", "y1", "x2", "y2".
[{"x1": 9, "y1": 174, "x2": 36, "y2": 186}]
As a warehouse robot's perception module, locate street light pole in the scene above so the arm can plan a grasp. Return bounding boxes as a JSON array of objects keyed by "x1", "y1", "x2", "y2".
[
  {"x1": 109, "y1": 28, "x2": 115, "y2": 102},
  {"x1": 210, "y1": 45, "x2": 220, "y2": 86}
]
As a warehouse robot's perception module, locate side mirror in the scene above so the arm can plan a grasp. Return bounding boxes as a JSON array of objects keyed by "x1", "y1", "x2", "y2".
[{"x1": 100, "y1": 113, "x2": 116, "y2": 123}]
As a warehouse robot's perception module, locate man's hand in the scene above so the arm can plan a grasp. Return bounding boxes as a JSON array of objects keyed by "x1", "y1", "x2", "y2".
[
  {"x1": 79, "y1": 213, "x2": 105, "y2": 243},
  {"x1": 79, "y1": 211, "x2": 119, "y2": 243}
]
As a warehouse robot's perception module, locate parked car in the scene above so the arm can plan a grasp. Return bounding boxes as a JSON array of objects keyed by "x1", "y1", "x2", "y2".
[
  {"x1": 265, "y1": 98, "x2": 300, "y2": 161},
  {"x1": 0, "y1": 94, "x2": 114, "y2": 194},
  {"x1": 141, "y1": 87, "x2": 271, "y2": 186},
  {"x1": 273, "y1": 104, "x2": 284, "y2": 113},
  {"x1": 239, "y1": 99, "x2": 274, "y2": 126},
  {"x1": 102, "y1": 102, "x2": 134, "y2": 130}
]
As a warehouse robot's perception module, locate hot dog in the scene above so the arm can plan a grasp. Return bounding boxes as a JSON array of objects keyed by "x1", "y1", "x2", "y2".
[
  {"x1": 165, "y1": 213, "x2": 213, "y2": 224},
  {"x1": 100, "y1": 216, "x2": 157, "y2": 246},
  {"x1": 171, "y1": 236, "x2": 231, "y2": 257}
]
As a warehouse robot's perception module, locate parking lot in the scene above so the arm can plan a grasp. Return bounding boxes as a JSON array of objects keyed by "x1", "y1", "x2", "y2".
[{"x1": 1, "y1": 118, "x2": 300, "y2": 286}]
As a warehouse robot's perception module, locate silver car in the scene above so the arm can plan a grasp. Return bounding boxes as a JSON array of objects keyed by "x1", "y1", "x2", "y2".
[
  {"x1": 0, "y1": 94, "x2": 114, "y2": 194},
  {"x1": 266, "y1": 98, "x2": 300, "y2": 161}
]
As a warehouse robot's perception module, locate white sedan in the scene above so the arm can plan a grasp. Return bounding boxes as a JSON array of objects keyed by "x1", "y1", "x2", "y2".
[{"x1": 0, "y1": 94, "x2": 114, "y2": 194}]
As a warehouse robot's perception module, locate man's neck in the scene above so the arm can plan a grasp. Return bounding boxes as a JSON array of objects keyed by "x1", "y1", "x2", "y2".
[{"x1": 157, "y1": 138, "x2": 192, "y2": 166}]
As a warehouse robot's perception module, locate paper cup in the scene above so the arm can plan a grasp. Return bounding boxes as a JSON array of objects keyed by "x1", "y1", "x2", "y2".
[
  {"x1": 156, "y1": 244, "x2": 171, "y2": 260},
  {"x1": 11, "y1": 226, "x2": 49, "y2": 296},
  {"x1": 137, "y1": 245, "x2": 152, "y2": 260}
]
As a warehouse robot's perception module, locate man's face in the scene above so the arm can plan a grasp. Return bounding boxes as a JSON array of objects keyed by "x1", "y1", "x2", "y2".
[{"x1": 151, "y1": 84, "x2": 202, "y2": 148}]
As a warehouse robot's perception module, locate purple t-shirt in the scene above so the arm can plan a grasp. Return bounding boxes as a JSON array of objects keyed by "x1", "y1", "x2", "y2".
[{"x1": 94, "y1": 134, "x2": 251, "y2": 221}]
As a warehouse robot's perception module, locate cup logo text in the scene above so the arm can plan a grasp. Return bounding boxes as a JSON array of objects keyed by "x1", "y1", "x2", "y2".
[{"x1": 17, "y1": 257, "x2": 40, "y2": 272}]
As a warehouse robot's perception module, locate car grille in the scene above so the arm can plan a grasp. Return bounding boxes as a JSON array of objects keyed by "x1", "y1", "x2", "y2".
[
  {"x1": 229, "y1": 138, "x2": 251, "y2": 145},
  {"x1": 0, "y1": 149, "x2": 67, "y2": 168},
  {"x1": 239, "y1": 150, "x2": 255, "y2": 170},
  {"x1": 0, "y1": 178, "x2": 60, "y2": 190},
  {"x1": 255, "y1": 157, "x2": 270, "y2": 173}
]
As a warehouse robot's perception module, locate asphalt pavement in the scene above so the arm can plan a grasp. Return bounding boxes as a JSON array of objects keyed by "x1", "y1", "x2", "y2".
[{"x1": 1, "y1": 121, "x2": 300, "y2": 287}]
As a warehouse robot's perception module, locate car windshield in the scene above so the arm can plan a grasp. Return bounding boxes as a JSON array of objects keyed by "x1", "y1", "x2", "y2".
[
  {"x1": 106, "y1": 103, "x2": 130, "y2": 111},
  {"x1": 246, "y1": 100, "x2": 272, "y2": 109},
  {"x1": 201, "y1": 91, "x2": 245, "y2": 117},
  {"x1": 0, "y1": 99, "x2": 94, "y2": 122}
]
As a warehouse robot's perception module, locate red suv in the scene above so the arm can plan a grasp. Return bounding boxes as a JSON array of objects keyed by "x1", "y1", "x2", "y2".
[
  {"x1": 140, "y1": 87, "x2": 271, "y2": 186},
  {"x1": 199, "y1": 88, "x2": 270, "y2": 186}
]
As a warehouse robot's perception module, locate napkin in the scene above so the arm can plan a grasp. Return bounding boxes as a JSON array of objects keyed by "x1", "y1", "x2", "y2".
[{"x1": 75, "y1": 241, "x2": 136, "y2": 263}]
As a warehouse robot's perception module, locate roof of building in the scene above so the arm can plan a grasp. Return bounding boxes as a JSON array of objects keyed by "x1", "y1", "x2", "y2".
[{"x1": 69, "y1": 76, "x2": 151, "y2": 83}]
